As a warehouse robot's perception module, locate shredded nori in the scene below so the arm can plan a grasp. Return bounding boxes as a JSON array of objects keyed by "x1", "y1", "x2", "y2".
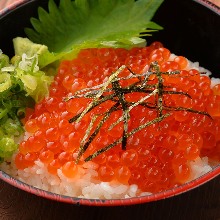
[{"x1": 65, "y1": 62, "x2": 211, "y2": 163}]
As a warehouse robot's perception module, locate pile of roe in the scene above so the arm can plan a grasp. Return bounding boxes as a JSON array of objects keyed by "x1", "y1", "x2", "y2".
[{"x1": 15, "y1": 42, "x2": 220, "y2": 193}]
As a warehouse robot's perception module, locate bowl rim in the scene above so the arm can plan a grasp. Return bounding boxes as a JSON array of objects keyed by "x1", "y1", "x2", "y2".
[
  {"x1": 0, "y1": 165, "x2": 220, "y2": 206},
  {"x1": 0, "y1": 0, "x2": 29, "y2": 16},
  {"x1": 194, "y1": 0, "x2": 220, "y2": 15},
  {"x1": 0, "y1": 0, "x2": 220, "y2": 206},
  {"x1": 0, "y1": 0, "x2": 219, "y2": 16}
]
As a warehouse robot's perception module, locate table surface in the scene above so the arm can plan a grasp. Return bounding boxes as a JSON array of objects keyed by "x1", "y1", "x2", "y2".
[{"x1": 0, "y1": 175, "x2": 220, "y2": 220}]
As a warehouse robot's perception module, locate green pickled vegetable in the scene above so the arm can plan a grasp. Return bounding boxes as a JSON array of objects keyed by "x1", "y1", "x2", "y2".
[
  {"x1": 0, "y1": 50, "x2": 54, "y2": 161},
  {"x1": 0, "y1": 137, "x2": 18, "y2": 158}
]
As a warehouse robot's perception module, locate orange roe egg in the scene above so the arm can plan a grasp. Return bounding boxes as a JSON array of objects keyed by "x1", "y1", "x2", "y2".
[
  {"x1": 45, "y1": 97, "x2": 59, "y2": 113},
  {"x1": 39, "y1": 150, "x2": 54, "y2": 164},
  {"x1": 106, "y1": 154, "x2": 121, "y2": 168},
  {"x1": 158, "y1": 175, "x2": 171, "y2": 190},
  {"x1": 161, "y1": 61, "x2": 180, "y2": 72},
  {"x1": 161, "y1": 162, "x2": 175, "y2": 181},
  {"x1": 92, "y1": 153, "x2": 106, "y2": 165},
  {"x1": 149, "y1": 48, "x2": 170, "y2": 64},
  {"x1": 57, "y1": 152, "x2": 73, "y2": 165},
  {"x1": 62, "y1": 74, "x2": 75, "y2": 90},
  {"x1": 145, "y1": 166, "x2": 162, "y2": 182},
  {"x1": 46, "y1": 141, "x2": 62, "y2": 154},
  {"x1": 121, "y1": 149, "x2": 138, "y2": 167},
  {"x1": 177, "y1": 123, "x2": 192, "y2": 134},
  {"x1": 207, "y1": 101, "x2": 220, "y2": 117},
  {"x1": 141, "y1": 180, "x2": 156, "y2": 193},
  {"x1": 34, "y1": 102, "x2": 47, "y2": 115},
  {"x1": 184, "y1": 143, "x2": 200, "y2": 160},
  {"x1": 172, "y1": 152, "x2": 187, "y2": 165},
  {"x1": 62, "y1": 140, "x2": 77, "y2": 152},
  {"x1": 25, "y1": 119, "x2": 39, "y2": 133},
  {"x1": 115, "y1": 166, "x2": 131, "y2": 184},
  {"x1": 175, "y1": 96, "x2": 192, "y2": 108},
  {"x1": 98, "y1": 165, "x2": 115, "y2": 182},
  {"x1": 15, "y1": 153, "x2": 29, "y2": 169},
  {"x1": 128, "y1": 170, "x2": 142, "y2": 185},
  {"x1": 162, "y1": 135, "x2": 178, "y2": 150},
  {"x1": 173, "y1": 163, "x2": 190, "y2": 183},
  {"x1": 62, "y1": 161, "x2": 78, "y2": 178},
  {"x1": 174, "y1": 56, "x2": 188, "y2": 69},
  {"x1": 137, "y1": 146, "x2": 151, "y2": 159},
  {"x1": 47, "y1": 159, "x2": 61, "y2": 175},
  {"x1": 174, "y1": 111, "x2": 189, "y2": 122},
  {"x1": 66, "y1": 98, "x2": 88, "y2": 115},
  {"x1": 191, "y1": 132, "x2": 203, "y2": 149},
  {"x1": 212, "y1": 84, "x2": 220, "y2": 96},
  {"x1": 201, "y1": 131, "x2": 216, "y2": 149},
  {"x1": 158, "y1": 148, "x2": 174, "y2": 163},
  {"x1": 58, "y1": 119, "x2": 74, "y2": 135},
  {"x1": 19, "y1": 142, "x2": 29, "y2": 155},
  {"x1": 25, "y1": 152, "x2": 38, "y2": 165},
  {"x1": 45, "y1": 127, "x2": 60, "y2": 141},
  {"x1": 188, "y1": 69, "x2": 200, "y2": 82},
  {"x1": 68, "y1": 131, "x2": 82, "y2": 146},
  {"x1": 70, "y1": 78, "x2": 86, "y2": 93},
  {"x1": 150, "y1": 41, "x2": 164, "y2": 49},
  {"x1": 36, "y1": 112, "x2": 51, "y2": 130},
  {"x1": 177, "y1": 134, "x2": 193, "y2": 150}
]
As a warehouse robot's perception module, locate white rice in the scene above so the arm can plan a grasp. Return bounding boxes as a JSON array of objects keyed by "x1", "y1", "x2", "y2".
[
  {"x1": 0, "y1": 53, "x2": 218, "y2": 199},
  {"x1": 1, "y1": 155, "x2": 142, "y2": 199},
  {"x1": 0, "y1": 153, "x2": 213, "y2": 199}
]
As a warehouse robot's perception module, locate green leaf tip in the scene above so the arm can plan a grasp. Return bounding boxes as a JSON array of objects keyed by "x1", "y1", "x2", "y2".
[{"x1": 25, "y1": 0, "x2": 163, "y2": 65}]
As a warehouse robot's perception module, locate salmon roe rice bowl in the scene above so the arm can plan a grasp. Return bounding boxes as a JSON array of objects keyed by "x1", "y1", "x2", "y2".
[{"x1": 2, "y1": 42, "x2": 220, "y2": 199}]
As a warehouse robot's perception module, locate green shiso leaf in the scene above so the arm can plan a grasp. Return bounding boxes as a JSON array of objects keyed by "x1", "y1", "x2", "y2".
[{"x1": 25, "y1": 0, "x2": 163, "y2": 67}]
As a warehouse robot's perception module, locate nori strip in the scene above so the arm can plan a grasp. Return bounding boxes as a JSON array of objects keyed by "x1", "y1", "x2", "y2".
[{"x1": 64, "y1": 62, "x2": 211, "y2": 163}]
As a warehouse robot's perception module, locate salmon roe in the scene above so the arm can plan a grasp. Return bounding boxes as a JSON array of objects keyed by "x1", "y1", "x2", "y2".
[{"x1": 16, "y1": 42, "x2": 220, "y2": 194}]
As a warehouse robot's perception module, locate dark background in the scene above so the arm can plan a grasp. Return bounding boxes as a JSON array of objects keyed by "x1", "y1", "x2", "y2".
[{"x1": 0, "y1": 0, "x2": 220, "y2": 219}]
